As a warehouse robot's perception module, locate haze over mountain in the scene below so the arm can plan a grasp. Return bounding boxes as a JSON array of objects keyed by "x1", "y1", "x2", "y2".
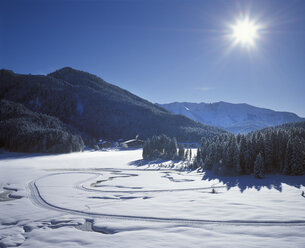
[
  {"x1": 0, "y1": 68, "x2": 225, "y2": 152},
  {"x1": 159, "y1": 102, "x2": 304, "y2": 134}
]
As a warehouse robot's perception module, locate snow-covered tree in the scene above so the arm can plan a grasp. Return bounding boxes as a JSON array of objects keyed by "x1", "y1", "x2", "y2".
[
  {"x1": 178, "y1": 144, "x2": 185, "y2": 160},
  {"x1": 142, "y1": 134, "x2": 180, "y2": 160},
  {"x1": 254, "y1": 153, "x2": 264, "y2": 179},
  {"x1": 192, "y1": 123, "x2": 305, "y2": 177}
]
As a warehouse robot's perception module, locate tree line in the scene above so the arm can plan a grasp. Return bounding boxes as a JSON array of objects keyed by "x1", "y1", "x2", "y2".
[
  {"x1": 193, "y1": 123, "x2": 305, "y2": 177},
  {"x1": 143, "y1": 134, "x2": 193, "y2": 160},
  {"x1": 142, "y1": 123, "x2": 305, "y2": 178}
]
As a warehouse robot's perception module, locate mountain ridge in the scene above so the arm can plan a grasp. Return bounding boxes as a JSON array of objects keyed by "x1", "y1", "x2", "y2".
[
  {"x1": 0, "y1": 68, "x2": 226, "y2": 148},
  {"x1": 164, "y1": 100, "x2": 303, "y2": 117},
  {"x1": 158, "y1": 101, "x2": 304, "y2": 134}
]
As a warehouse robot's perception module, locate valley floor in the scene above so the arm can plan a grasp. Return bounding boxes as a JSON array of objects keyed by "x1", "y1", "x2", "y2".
[{"x1": 0, "y1": 150, "x2": 304, "y2": 248}]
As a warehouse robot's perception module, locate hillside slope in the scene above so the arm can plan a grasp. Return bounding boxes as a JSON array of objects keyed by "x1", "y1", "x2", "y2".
[
  {"x1": 159, "y1": 101, "x2": 304, "y2": 134},
  {"x1": 0, "y1": 68, "x2": 225, "y2": 143},
  {"x1": 0, "y1": 99, "x2": 84, "y2": 153}
]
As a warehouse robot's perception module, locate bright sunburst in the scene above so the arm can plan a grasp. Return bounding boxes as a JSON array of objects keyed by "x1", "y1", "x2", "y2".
[{"x1": 231, "y1": 18, "x2": 259, "y2": 47}]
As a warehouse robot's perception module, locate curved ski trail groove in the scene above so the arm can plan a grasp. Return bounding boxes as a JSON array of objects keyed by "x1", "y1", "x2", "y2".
[{"x1": 27, "y1": 171, "x2": 305, "y2": 227}]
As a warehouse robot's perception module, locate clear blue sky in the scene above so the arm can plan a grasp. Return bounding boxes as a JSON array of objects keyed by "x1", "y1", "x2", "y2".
[{"x1": 1, "y1": 0, "x2": 305, "y2": 117}]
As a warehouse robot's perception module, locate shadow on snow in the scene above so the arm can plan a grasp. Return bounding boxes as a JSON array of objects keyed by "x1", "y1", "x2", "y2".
[
  {"x1": 129, "y1": 159, "x2": 305, "y2": 193},
  {"x1": 128, "y1": 159, "x2": 190, "y2": 170},
  {"x1": 202, "y1": 170, "x2": 305, "y2": 193},
  {"x1": 0, "y1": 151, "x2": 67, "y2": 160}
]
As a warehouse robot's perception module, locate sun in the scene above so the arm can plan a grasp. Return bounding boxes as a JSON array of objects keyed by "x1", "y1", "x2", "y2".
[{"x1": 231, "y1": 18, "x2": 259, "y2": 47}]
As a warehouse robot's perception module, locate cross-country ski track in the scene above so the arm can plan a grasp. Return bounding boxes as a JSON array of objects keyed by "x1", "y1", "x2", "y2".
[{"x1": 27, "y1": 170, "x2": 305, "y2": 227}]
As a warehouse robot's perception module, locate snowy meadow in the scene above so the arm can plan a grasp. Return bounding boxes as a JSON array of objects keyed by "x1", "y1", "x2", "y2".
[{"x1": 0, "y1": 150, "x2": 305, "y2": 248}]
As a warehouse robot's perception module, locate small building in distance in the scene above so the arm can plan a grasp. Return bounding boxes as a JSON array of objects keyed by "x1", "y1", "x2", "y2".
[
  {"x1": 97, "y1": 139, "x2": 112, "y2": 149},
  {"x1": 120, "y1": 139, "x2": 144, "y2": 148}
]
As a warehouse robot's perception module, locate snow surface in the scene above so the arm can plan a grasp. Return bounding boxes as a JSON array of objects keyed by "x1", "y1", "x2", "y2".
[{"x1": 0, "y1": 150, "x2": 305, "y2": 247}]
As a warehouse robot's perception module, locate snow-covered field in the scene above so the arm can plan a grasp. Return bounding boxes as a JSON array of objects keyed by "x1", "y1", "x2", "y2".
[{"x1": 0, "y1": 150, "x2": 304, "y2": 248}]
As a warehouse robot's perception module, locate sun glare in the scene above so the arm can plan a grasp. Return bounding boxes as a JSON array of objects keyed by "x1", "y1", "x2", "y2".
[{"x1": 231, "y1": 18, "x2": 259, "y2": 47}]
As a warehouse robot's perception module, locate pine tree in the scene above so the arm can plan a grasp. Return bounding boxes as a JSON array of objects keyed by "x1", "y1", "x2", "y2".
[
  {"x1": 224, "y1": 137, "x2": 240, "y2": 175},
  {"x1": 257, "y1": 132, "x2": 264, "y2": 155},
  {"x1": 290, "y1": 137, "x2": 304, "y2": 175},
  {"x1": 244, "y1": 149, "x2": 251, "y2": 174},
  {"x1": 239, "y1": 135, "x2": 247, "y2": 174},
  {"x1": 264, "y1": 131, "x2": 273, "y2": 173},
  {"x1": 195, "y1": 148, "x2": 201, "y2": 164},
  {"x1": 166, "y1": 137, "x2": 177, "y2": 159},
  {"x1": 142, "y1": 138, "x2": 151, "y2": 160},
  {"x1": 204, "y1": 154, "x2": 213, "y2": 170},
  {"x1": 277, "y1": 130, "x2": 287, "y2": 173},
  {"x1": 178, "y1": 144, "x2": 185, "y2": 160},
  {"x1": 254, "y1": 153, "x2": 264, "y2": 178},
  {"x1": 283, "y1": 140, "x2": 293, "y2": 175}
]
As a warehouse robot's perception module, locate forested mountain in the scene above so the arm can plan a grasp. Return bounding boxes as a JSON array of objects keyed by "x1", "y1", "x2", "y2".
[
  {"x1": 194, "y1": 122, "x2": 305, "y2": 177},
  {"x1": 0, "y1": 100, "x2": 84, "y2": 153},
  {"x1": 159, "y1": 102, "x2": 304, "y2": 134},
  {"x1": 0, "y1": 68, "x2": 225, "y2": 149}
]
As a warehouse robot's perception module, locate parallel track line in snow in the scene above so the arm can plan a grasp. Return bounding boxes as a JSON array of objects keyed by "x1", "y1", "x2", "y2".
[{"x1": 27, "y1": 172, "x2": 305, "y2": 227}]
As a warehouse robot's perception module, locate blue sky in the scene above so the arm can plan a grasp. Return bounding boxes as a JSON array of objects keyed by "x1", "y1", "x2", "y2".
[{"x1": 1, "y1": 0, "x2": 305, "y2": 117}]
